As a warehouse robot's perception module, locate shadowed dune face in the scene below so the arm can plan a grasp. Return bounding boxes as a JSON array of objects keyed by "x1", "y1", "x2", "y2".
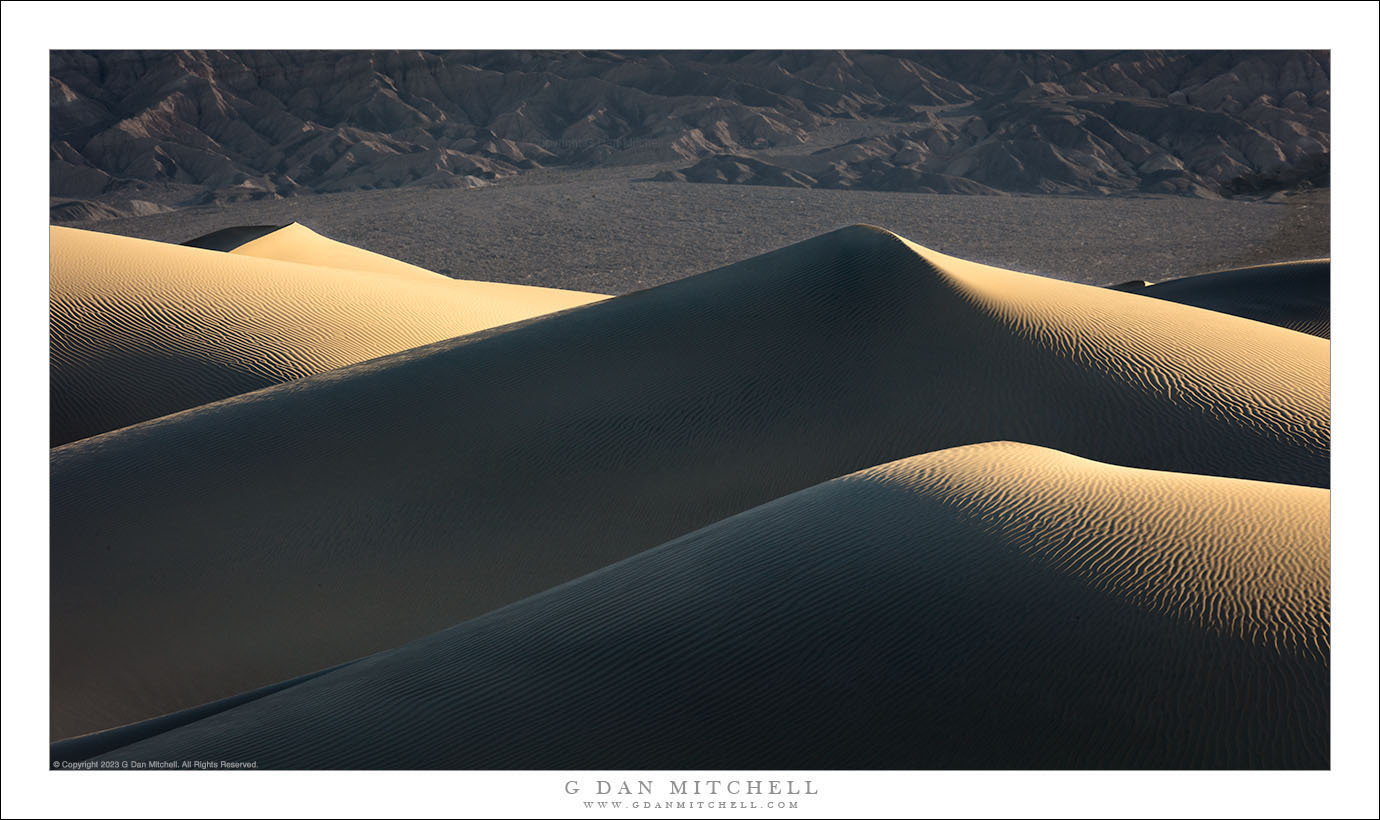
[
  {"x1": 179, "y1": 224, "x2": 285, "y2": 251},
  {"x1": 74, "y1": 443, "x2": 1329, "y2": 769},
  {"x1": 49, "y1": 226, "x2": 606, "y2": 445},
  {"x1": 1137, "y1": 259, "x2": 1330, "y2": 338},
  {"x1": 49, "y1": 225, "x2": 1328, "y2": 740}
]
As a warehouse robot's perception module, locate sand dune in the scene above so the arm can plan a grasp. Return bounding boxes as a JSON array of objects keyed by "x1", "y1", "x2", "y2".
[
  {"x1": 49, "y1": 226, "x2": 606, "y2": 445},
  {"x1": 226, "y1": 222, "x2": 454, "y2": 282},
  {"x1": 50, "y1": 225, "x2": 1328, "y2": 740},
  {"x1": 180, "y1": 224, "x2": 285, "y2": 251},
  {"x1": 1136, "y1": 259, "x2": 1330, "y2": 338},
  {"x1": 63, "y1": 443, "x2": 1329, "y2": 769}
]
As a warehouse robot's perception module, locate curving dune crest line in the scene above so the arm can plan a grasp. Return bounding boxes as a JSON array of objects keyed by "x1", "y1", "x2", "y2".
[
  {"x1": 180, "y1": 224, "x2": 285, "y2": 252},
  {"x1": 50, "y1": 225, "x2": 1328, "y2": 740},
  {"x1": 49, "y1": 226, "x2": 607, "y2": 445},
  {"x1": 72, "y1": 443, "x2": 1330, "y2": 769},
  {"x1": 227, "y1": 222, "x2": 457, "y2": 283},
  {"x1": 1135, "y1": 259, "x2": 1330, "y2": 339}
]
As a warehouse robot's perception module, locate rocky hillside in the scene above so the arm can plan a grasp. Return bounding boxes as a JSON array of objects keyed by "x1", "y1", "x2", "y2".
[{"x1": 51, "y1": 50, "x2": 1329, "y2": 217}]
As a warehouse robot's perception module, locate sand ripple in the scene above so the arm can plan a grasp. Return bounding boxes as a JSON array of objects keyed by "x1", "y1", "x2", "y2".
[
  {"x1": 69, "y1": 443, "x2": 1328, "y2": 769},
  {"x1": 49, "y1": 225, "x2": 1329, "y2": 743},
  {"x1": 50, "y1": 225, "x2": 605, "y2": 445}
]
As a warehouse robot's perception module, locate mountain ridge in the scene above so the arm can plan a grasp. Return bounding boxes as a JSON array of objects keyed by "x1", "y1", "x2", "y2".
[{"x1": 51, "y1": 50, "x2": 1329, "y2": 218}]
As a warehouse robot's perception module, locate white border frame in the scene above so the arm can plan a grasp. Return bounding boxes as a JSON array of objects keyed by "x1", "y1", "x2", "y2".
[{"x1": 5, "y1": 3, "x2": 1377, "y2": 817}]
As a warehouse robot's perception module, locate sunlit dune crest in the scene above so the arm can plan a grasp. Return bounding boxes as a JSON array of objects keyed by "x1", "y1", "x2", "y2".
[
  {"x1": 50, "y1": 225, "x2": 1329, "y2": 742},
  {"x1": 229, "y1": 222, "x2": 458, "y2": 282},
  {"x1": 64, "y1": 443, "x2": 1328, "y2": 769},
  {"x1": 49, "y1": 225, "x2": 607, "y2": 445}
]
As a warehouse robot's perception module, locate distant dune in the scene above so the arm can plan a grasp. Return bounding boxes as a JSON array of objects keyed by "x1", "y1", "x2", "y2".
[
  {"x1": 64, "y1": 443, "x2": 1329, "y2": 769},
  {"x1": 226, "y1": 222, "x2": 452, "y2": 281},
  {"x1": 50, "y1": 225, "x2": 1328, "y2": 741},
  {"x1": 49, "y1": 225, "x2": 605, "y2": 445},
  {"x1": 179, "y1": 224, "x2": 285, "y2": 251},
  {"x1": 1135, "y1": 259, "x2": 1330, "y2": 338}
]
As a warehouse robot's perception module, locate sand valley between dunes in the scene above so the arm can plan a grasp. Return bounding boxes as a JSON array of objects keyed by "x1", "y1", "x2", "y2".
[{"x1": 48, "y1": 220, "x2": 1330, "y2": 769}]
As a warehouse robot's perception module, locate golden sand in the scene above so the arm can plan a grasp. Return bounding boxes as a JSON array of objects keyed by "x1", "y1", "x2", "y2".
[
  {"x1": 50, "y1": 226, "x2": 1328, "y2": 741},
  {"x1": 50, "y1": 225, "x2": 606, "y2": 444}
]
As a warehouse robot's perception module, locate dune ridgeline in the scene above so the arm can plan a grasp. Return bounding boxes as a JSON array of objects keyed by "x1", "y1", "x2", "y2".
[
  {"x1": 49, "y1": 224, "x2": 606, "y2": 445},
  {"x1": 50, "y1": 223, "x2": 1329, "y2": 768}
]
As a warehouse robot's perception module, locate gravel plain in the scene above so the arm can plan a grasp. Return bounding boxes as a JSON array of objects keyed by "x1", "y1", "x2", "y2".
[{"x1": 64, "y1": 166, "x2": 1330, "y2": 295}]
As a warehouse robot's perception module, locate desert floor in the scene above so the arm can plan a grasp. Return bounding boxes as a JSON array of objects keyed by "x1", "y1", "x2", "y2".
[{"x1": 56, "y1": 167, "x2": 1329, "y2": 294}]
